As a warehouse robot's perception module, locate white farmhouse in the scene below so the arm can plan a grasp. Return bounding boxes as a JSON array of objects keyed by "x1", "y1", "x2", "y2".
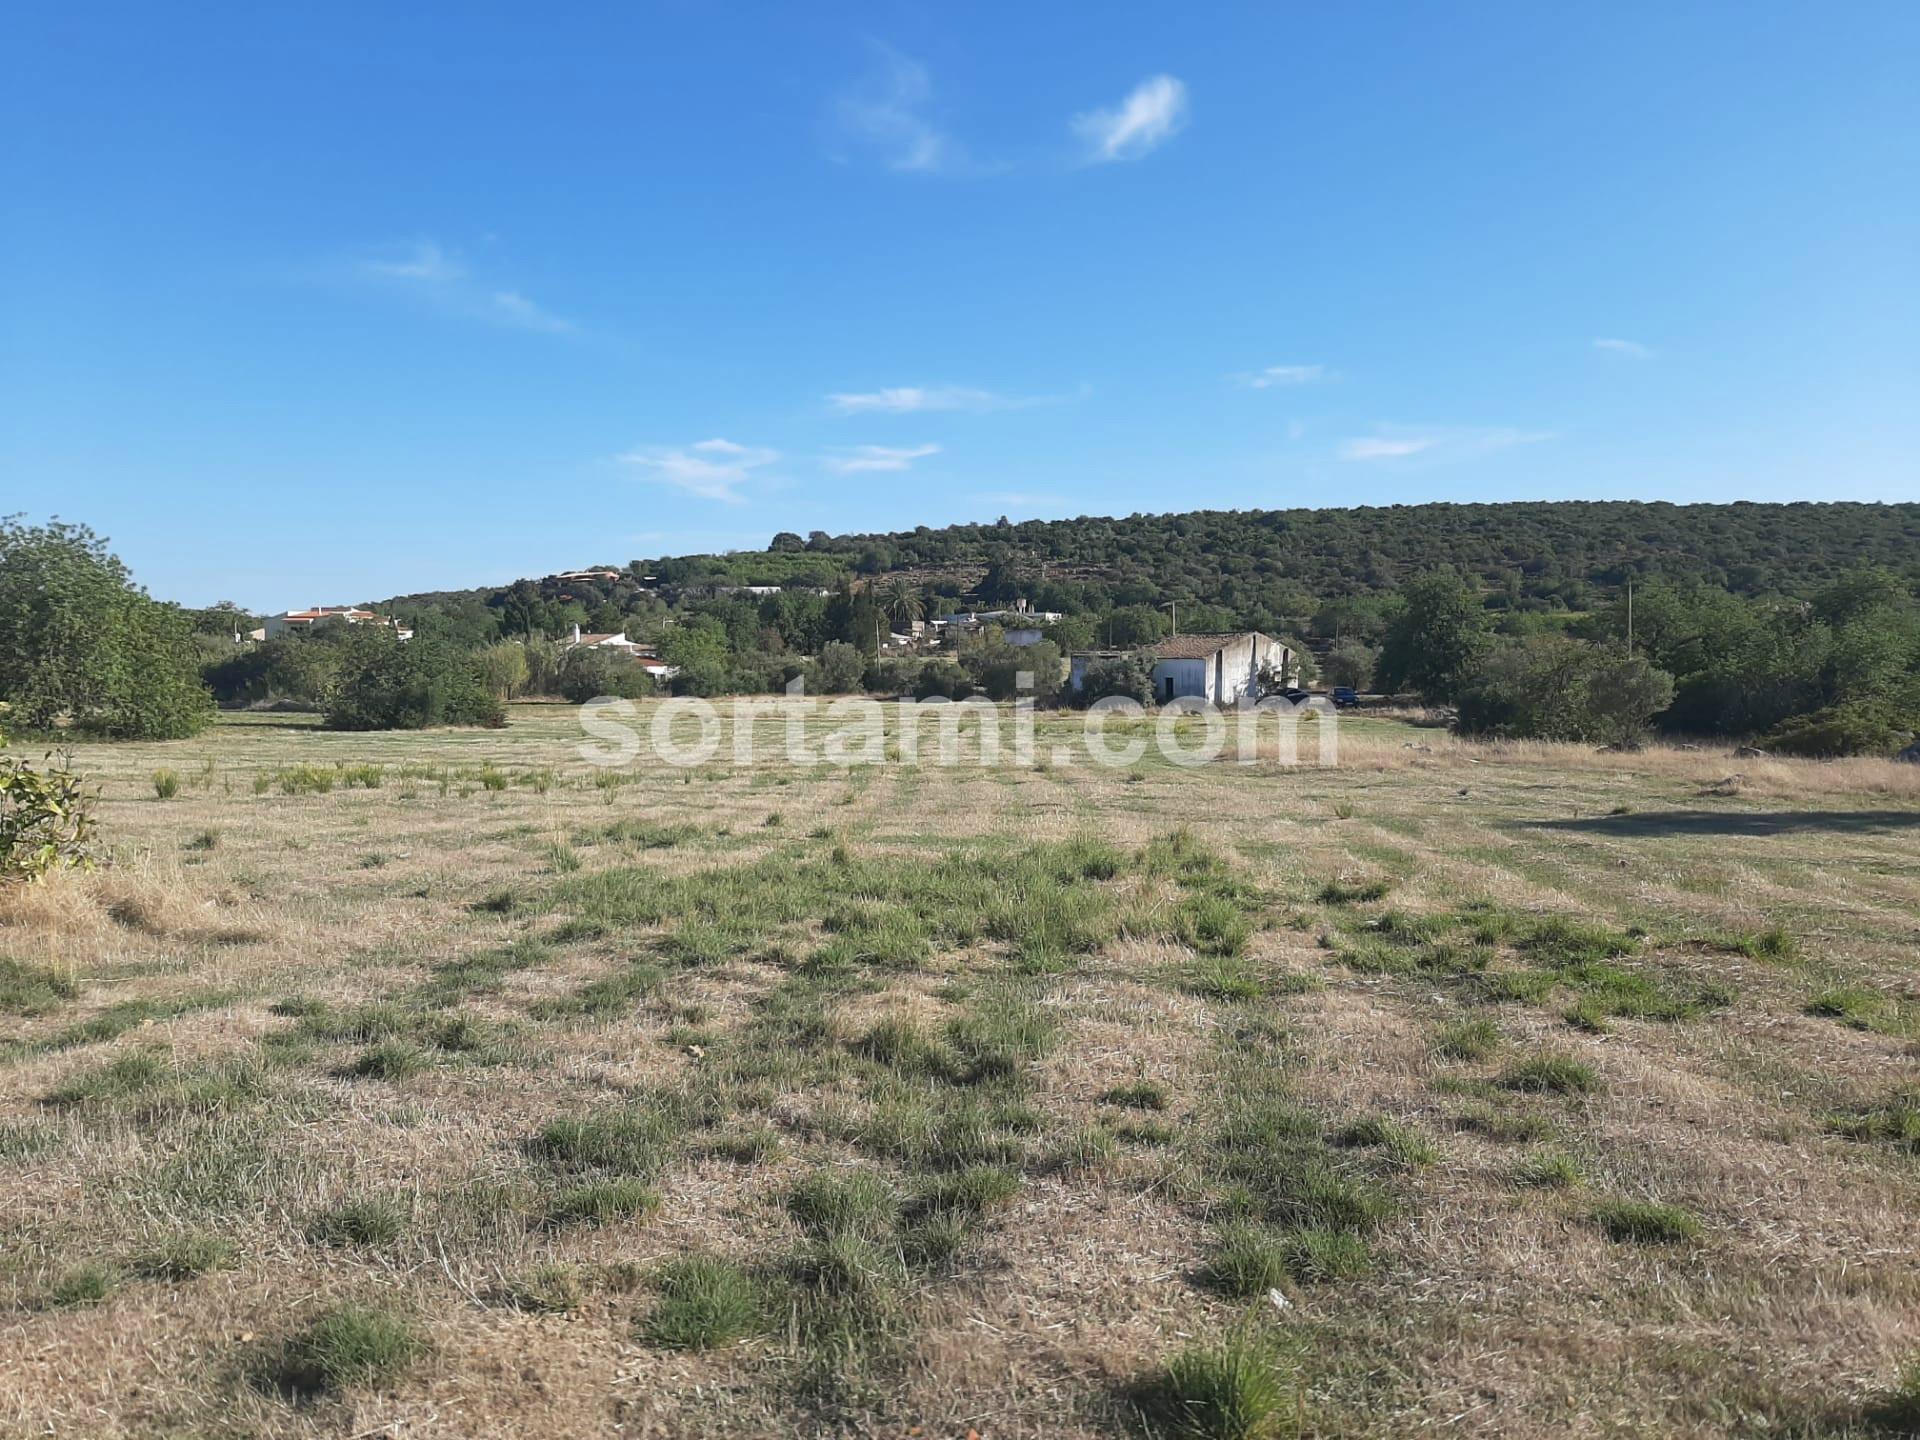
[{"x1": 1069, "y1": 632, "x2": 1293, "y2": 706}]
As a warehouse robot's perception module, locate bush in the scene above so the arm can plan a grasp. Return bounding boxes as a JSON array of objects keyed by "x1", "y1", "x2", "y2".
[
  {"x1": 912, "y1": 659, "x2": 971, "y2": 701},
  {"x1": 1762, "y1": 702, "x2": 1916, "y2": 758},
  {"x1": 1073, "y1": 654, "x2": 1153, "y2": 708},
  {"x1": 0, "y1": 519, "x2": 214, "y2": 739},
  {"x1": 1455, "y1": 635, "x2": 1674, "y2": 745},
  {"x1": 556, "y1": 646, "x2": 655, "y2": 703},
  {"x1": 0, "y1": 711, "x2": 97, "y2": 882},
  {"x1": 322, "y1": 630, "x2": 504, "y2": 731},
  {"x1": 815, "y1": 641, "x2": 868, "y2": 694}
]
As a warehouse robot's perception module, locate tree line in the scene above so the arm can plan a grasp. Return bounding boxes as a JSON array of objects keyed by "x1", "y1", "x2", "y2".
[{"x1": 3, "y1": 504, "x2": 1917, "y2": 753}]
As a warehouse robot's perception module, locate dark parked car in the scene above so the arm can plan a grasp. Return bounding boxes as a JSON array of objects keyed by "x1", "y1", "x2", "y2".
[{"x1": 1331, "y1": 686, "x2": 1360, "y2": 708}]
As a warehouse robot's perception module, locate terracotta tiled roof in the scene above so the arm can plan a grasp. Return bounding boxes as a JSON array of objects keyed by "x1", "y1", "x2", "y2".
[{"x1": 1146, "y1": 632, "x2": 1260, "y2": 660}]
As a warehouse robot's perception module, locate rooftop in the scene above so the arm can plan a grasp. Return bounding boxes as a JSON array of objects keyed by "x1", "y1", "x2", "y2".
[{"x1": 1145, "y1": 631, "x2": 1267, "y2": 660}]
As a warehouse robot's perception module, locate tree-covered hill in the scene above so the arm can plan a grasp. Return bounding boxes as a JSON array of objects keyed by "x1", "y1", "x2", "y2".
[
  {"x1": 376, "y1": 501, "x2": 1920, "y2": 623},
  {"x1": 805, "y1": 500, "x2": 1920, "y2": 613}
]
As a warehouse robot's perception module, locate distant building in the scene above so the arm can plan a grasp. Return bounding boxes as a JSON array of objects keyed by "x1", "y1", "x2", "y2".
[
  {"x1": 1069, "y1": 632, "x2": 1293, "y2": 706},
  {"x1": 566, "y1": 625, "x2": 641, "y2": 653},
  {"x1": 263, "y1": 607, "x2": 412, "y2": 641},
  {"x1": 566, "y1": 626, "x2": 678, "y2": 682},
  {"x1": 551, "y1": 568, "x2": 624, "y2": 584},
  {"x1": 932, "y1": 601, "x2": 1063, "y2": 647}
]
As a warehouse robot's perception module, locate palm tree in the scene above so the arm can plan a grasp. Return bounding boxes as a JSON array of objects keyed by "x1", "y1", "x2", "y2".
[{"x1": 881, "y1": 577, "x2": 924, "y2": 633}]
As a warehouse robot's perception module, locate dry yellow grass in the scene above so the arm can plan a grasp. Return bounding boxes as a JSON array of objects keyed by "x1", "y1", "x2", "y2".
[{"x1": 1, "y1": 703, "x2": 1916, "y2": 1438}]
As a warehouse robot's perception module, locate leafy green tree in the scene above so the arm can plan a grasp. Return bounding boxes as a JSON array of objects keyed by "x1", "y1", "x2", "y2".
[
  {"x1": 1322, "y1": 638, "x2": 1378, "y2": 690},
  {"x1": 554, "y1": 647, "x2": 653, "y2": 702},
  {"x1": 1375, "y1": 571, "x2": 1492, "y2": 702},
  {"x1": 964, "y1": 639, "x2": 1062, "y2": 703},
  {"x1": 322, "y1": 629, "x2": 503, "y2": 730},
  {"x1": 1455, "y1": 636, "x2": 1674, "y2": 745},
  {"x1": 1104, "y1": 605, "x2": 1168, "y2": 648},
  {"x1": 1072, "y1": 654, "x2": 1152, "y2": 708},
  {"x1": 476, "y1": 641, "x2": 531, "y2": 699},
  {"x1": 0, "y1": 518, "x2": 214, "y2": 738},
  {"x1": 814, "y1": 641, "x2": 867, "y2": 694}
]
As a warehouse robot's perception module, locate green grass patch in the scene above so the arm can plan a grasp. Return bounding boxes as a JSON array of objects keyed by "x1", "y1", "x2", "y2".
[
  {"x1": 1498, "y1": 1053, "x2": 1601, "y2": 1095},
  {"x1": 133, "y1": 1231, "x2": 236, "y2": 1280},
  {"x1": 545, "y1": 1177, "x2": 661, "y2": 1228},
  {"x1": 271, "y1": 1304, "x2": 425, "y2": 1395},
  {"x1": 0, "y1": 957, "x2": 79, "y2": 1015},
  {"x1": 1142, "y1": 1328, "x2": 1298, "y2": 1440},
  {"x1": 306, "y1": 1195, "x2": 407, "y2": 1247},
  {"x1": 1592, "y1": 1199, "x2": 1702, "y2": 1245},
  {"x1": 645, "y1": 1254, "x2": 766, "y2": 1350},
  {"x1": 1432, "y1": 1017, "x2": 1500, "y2": 1062}
]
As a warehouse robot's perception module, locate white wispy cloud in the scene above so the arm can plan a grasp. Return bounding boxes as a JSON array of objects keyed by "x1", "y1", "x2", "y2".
[
  {"x1": 1237, "y1": 364, "x2": 1328, "y2": 389},
  {"x1": 825, "y1": 443, "x2": 941, "y2": 474},
  {"x1": 616, "y1": 438, "x2": 778, "y2": 504},
  {"x1": 355, "y1": 240, "x2": 574, "y2": 334},
  {"x1": 1338, "y1": 426, "x2": 1553, "y2": 463},
  {"x1": 827, "y1": 384, "x2": 1002, "y2": 415},
  {"x1": 1593, "y1": 337, "x2": 1653, "y2": 359},
  {"x1": 832, "y1": 46, "x2": 968, "y2": 174},
  {"x1": 1072, "y1": 75, "x2": 1189, "y2": 163}
]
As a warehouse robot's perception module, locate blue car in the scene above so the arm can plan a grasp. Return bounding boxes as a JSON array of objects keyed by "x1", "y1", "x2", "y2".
[{"x1": 1331, "y1": 686, "x2": 1360, "y2": 708}]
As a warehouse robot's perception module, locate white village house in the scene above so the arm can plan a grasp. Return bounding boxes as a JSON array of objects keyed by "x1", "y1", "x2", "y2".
[
  {"x1": 260, "y1": 607, "x2": 412, "y2": 641},
  {"x1": 566, "y1": 625, "x2": 678, "y2": 682},
  {"x1": 1068, "y1": 631, "x2": 1295, "y2": 705}
]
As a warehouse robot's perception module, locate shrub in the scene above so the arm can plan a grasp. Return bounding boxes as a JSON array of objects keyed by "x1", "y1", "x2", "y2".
[
  {"x1": 1454, "y1": 634, "x2": 1674, "y2": 745},
  {"x1": 322, "y1": 629, "x2": 504, "y2": 731},
  {"x1": 556, "y1": 646, "x2": 655, "y2": 702},
  {"x1": 1763, "y1": 702, "x2": 1916, "y2": 758},
  {"x1": 151, "y1": 769, "x2": 180, "y2": 800},
  {"x1": 0, "y1": 716, "x2": 97, "y2": 882},
  {"x1": 0, "y1": 520, "x2": 214, "y2": 739},
  {"x1": 1073, "y1": 654, "x2": 1154, "y2": 708}
]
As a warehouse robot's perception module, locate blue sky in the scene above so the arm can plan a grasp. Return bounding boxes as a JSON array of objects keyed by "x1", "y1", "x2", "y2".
[{"x1": 3, "y1": 2, "x2": 1916, "y2": 610}]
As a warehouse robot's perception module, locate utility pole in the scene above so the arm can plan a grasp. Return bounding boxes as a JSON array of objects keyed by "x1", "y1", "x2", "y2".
[
  {"x1": 1161, "y1": 600, "x2": 1178, "y2": 637},
  {"x1": 1626, "y1": 579, "x2": 1634, "y2": 656}
]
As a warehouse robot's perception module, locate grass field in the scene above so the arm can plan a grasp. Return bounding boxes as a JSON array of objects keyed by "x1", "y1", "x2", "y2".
[{"x1": 4, "y1": 702, "x2": 1920, "y2": 1438}]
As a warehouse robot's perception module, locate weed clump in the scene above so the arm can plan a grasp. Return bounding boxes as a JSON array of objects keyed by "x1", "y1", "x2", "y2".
[{"x1": 271, "y1": 1304, "x2": 425, "y2": 1395}]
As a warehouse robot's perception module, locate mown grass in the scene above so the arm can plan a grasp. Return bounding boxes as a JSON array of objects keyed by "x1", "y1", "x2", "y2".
[{"x1": 15, "y1": 705, "x2": 1919, "y2": 1437}]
